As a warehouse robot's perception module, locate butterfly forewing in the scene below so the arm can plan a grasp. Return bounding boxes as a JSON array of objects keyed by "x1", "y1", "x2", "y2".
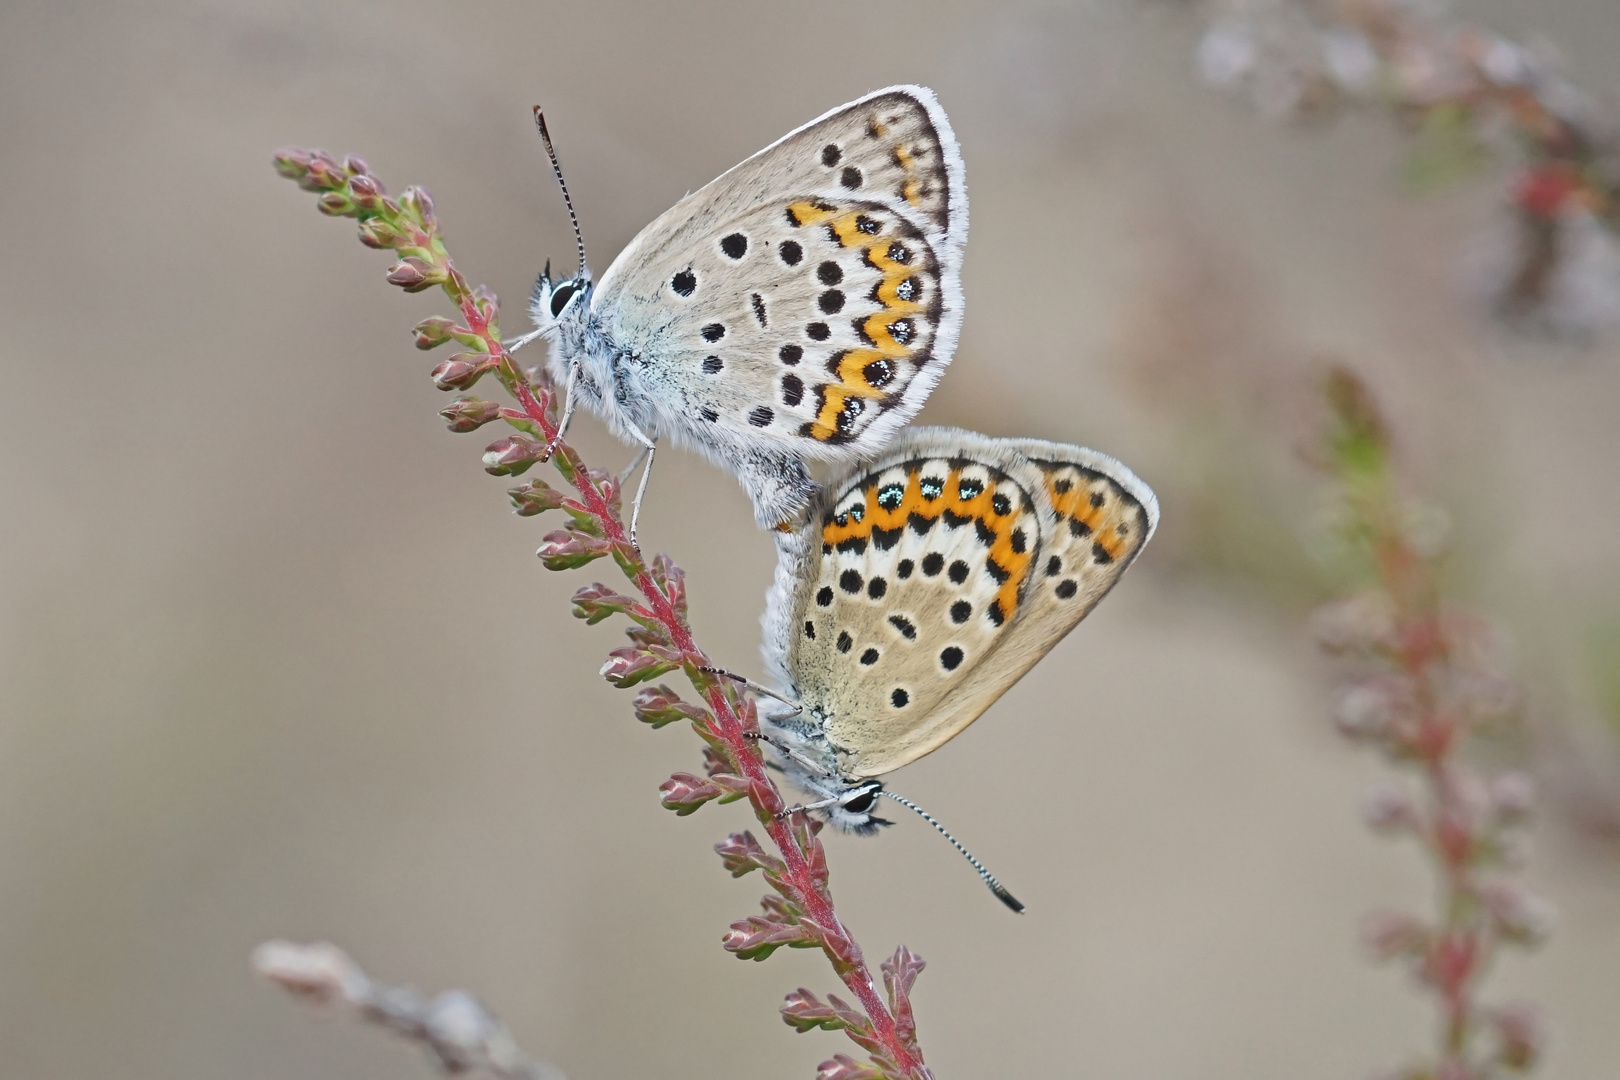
[{"x1": 591, "y1": 87, "x2": 965, "y2": 456}]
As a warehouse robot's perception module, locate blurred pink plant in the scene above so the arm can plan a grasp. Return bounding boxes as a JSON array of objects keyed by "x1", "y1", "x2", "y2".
[
  {"x1": 1311, "y1": 367, "x2": 1549, "y2": 1079},
  {"x1": 268, "y1": 147, "x2": 934, "y2": 1080},
  {"x1": 1197, "y1": 0, "x2": 1620, "y2": 338}
]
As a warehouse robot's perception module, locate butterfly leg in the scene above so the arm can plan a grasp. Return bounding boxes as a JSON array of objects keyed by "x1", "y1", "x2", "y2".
[
  {"x1": 540, "y1": 358, "x2": 582, "y2": 462},
  {"x1": 616, "y1": 421, "x2": 658, "y2": 552},
  {"x1": 743, "y1": 731, "x2": 828, "y2": 776},
  {"x1": 699, "y1": 667, "x2": 802, "y2": 716},
  {"x1": 502, "y1": 328, "x2": 544, "y2": 353}
]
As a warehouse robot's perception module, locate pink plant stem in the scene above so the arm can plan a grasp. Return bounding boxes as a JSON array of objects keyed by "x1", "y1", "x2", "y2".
[{"x1": 449, "y1": 273, "x2": 919, "y2": 1076}]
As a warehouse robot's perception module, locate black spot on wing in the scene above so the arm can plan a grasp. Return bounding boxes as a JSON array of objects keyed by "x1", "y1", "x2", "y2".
[
  {"x1": 888, "y1": 615, "x2": 916, "y2": 640},
  {"x1": 720, "y1": 233, "x2": 748, "y2": 259},
  {"x1": 671, "y1": 269, "x2": 696, "y2": 296}
]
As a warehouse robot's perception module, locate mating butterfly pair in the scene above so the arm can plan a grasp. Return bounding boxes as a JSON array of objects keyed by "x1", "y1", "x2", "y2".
[{"x1": 516, "y1": 87, "x2": 1156, "y2": 908}]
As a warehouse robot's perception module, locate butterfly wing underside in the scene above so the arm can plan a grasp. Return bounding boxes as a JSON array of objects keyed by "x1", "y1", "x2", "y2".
[
  {"x1": 773, "y1": 429, "x2": 1158, "y2": 780},
  {"x1": 592, "y1": 86, "x2": 966, "y2": 454}
]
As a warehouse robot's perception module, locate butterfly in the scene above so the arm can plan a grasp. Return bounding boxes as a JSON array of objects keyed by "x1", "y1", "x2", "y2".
[
  {"x1": 509, "y1": 86, "x2": 967, "y2": 542},
  {"x1": 754, "y1": 427, "x2": 1158, "y2": 909}
]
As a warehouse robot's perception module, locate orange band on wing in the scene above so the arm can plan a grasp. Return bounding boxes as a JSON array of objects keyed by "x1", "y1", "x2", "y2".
[{"x1": 822, "y1": 467, "x2": 1034, "y2": 623}]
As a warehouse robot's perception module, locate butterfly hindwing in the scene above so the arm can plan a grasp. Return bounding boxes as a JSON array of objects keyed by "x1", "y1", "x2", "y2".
[
  {"x1": 591, "y1": 86, "x2": 965, "y2": 457},
  {"x1": 767, "y1": 429, "x2": 1158, "y2": 781}
]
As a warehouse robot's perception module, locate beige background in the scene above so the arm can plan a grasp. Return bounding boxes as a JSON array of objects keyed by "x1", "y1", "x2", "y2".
[{"x1": 3, "y1": 1, "x2": 1619, "y2": 1077}]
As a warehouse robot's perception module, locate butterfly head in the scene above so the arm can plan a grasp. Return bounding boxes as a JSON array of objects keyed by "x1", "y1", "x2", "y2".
[
  {"x1": 823, "y1": 782, "x2": 891, "y2": 835},
  {"x1": 528, "y1": 259, "x2": 592, "y2": 336}
]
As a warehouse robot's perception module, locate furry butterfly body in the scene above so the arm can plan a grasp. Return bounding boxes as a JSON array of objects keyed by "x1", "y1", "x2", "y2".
[
  {"x1": 520, "y1": 86, "x2": 967, "y2": 533},
  {"x1": 758, "y1": 427, "x2": 1159, "y2": 834}
]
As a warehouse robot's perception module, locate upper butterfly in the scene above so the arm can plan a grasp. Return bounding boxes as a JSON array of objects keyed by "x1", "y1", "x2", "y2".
[
  {"x1": 511, "y1": 86, "x2": 967, "y2": 539},
  {"x1": 756, "y1": 427, "x2": 1158, "y2": 908}
]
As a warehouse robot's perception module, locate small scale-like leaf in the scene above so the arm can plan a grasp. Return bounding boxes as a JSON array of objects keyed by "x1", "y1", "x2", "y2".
[
  {"x1": 649, "y1": 553, "x2": 687, "y2": 614},
  {"x1": 715, "y1": 831, "x2": 784, "y2": 879},
  {"x1": 571, "y1": 583, "x2": 636, "y2": 625},
  {"x1": 600, "y1": 645, "x2": 679, "y2": 688},
  {"x1": 781, "y1": 988, "x2": 847, "y2": 1033},
  {"x1": 657, "y1": 771, "x2": 747, "y2": 815},
  {"x1": 633, "y1": 685, "x2": 710, "y2": 730},
  {"x1": 816, "y1": 1054, "x2": 886, "y2": 1080},
  {"x1": 722, "y1": 913, "x2": 817, "y2": 961}
]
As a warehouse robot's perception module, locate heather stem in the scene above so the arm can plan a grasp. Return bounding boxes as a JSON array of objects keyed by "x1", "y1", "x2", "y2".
[{"x1": 272, "y1": 147, "x2": 925, "y2": 1078}]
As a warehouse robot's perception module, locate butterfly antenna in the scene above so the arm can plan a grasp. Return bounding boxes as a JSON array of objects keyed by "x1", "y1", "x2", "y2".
[
  {"x1": 533, "y1": 105, "x2": 588, "y2": 277},
  {"x1": 880, "y1": 791, "x2": 1025, "y2": 913}
]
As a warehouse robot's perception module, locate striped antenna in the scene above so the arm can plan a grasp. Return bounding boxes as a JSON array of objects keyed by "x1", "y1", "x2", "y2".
[
  {"x1": 881, "y1": 791, "x2": 1025, "y2": 913},
  {"x1": 532, "y1": 106, "x2": 587, "y2": 278}
]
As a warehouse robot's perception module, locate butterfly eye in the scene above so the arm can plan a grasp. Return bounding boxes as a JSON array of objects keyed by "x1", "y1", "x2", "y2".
[
  {"x1": 842, "y1": 789, "x2": 878, "y2": 815},
  {"x1": 549, "y1": 282, "x2": 578, "y2": 318}
]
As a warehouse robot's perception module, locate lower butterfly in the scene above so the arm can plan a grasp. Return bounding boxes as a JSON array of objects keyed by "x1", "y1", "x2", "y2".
[{"x1": 752, "y1": 427, "x2": 1158, "y2": 910}]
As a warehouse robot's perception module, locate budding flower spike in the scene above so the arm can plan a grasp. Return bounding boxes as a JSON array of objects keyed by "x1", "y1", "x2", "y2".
[{"x1": 273, "y1": 137, "x2": 962, "y2": 1079}]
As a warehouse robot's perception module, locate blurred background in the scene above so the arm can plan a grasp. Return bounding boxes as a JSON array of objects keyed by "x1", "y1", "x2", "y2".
[{"x1": 3, "y1": 0, "x2": 1619, "y2": 1077}]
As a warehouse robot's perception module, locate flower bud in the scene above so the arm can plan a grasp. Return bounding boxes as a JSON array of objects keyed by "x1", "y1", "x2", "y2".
[
  {"x1": 632, "y1": 685, "x2": 709, "y2": 729},
  {"x1": 386, "y1": 256, "x2": 442, "y2": 293},
  {"x1": 1491, "y1": 1002, "x2": 1543, "y2": 1072},
  {"x1": 482, "y1": 435, "x2": 544, "y2": 476},
  {"x1": 1481, "y1": 880, "x2": 1554, "y2": 945},
  {"x1": 1361, "y1": 910, "x2": 1429, "y2": 961},
  {"x1": 272, "y1": 148, "x2": 312, "y2": 180},
  {"x1": 715, "y1": 831, "x2": 784, "y2": 878},
  {"x1": 659, "y1": 771, "x2": 741, "y2": 815},
  {"x1": 317, "y1": 191, "x2": 352, "y2": 216},
  {"x1": 401, "y1": 186, "x2": 437, "y2": 230},
  {"x1": 419, "y1": 990, "x2": 507, "y2": 1074},
  {"x1": 356, "y1": 217, "x2": 400, "y2": 249},
  {"x1": 429, "y1": 353, "x2": 494, "y2": 391},
  {"x1": 1491, "y1": 771, "x2": 1536, "y2": 823},
  {"x1": 1361, "y1": 784, "x2": 1418, "y2": 834},
  {"x1": 508, "y1": 479, "x2": 565, "y2": 517},
  {"x1": 251, "y1": 939, "x2": 368, "y2": 1003},
  {"x1": 343, "y1": 154, "x2": 372, "y2": 178},
  {"x1": 412, "y1": 316, "x2": 462, "y2": 350},
  {"x1": 536, "y1": 528, "x2": 611, "y2": 571},
  {"x1": 599, "y1": 644, "x2": 678, "y2": 688},
  {"x1": 1332, "y1": 681, "x2": 1395, "y2": 741},
  {"x1": 440, "y1": 397, "x2": 502, "y2": 433}
]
